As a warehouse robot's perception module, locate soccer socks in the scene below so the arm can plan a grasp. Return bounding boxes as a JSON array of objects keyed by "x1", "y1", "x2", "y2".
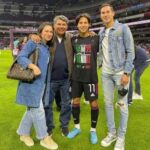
[
  {"x1": 67, "y1": 103, "x2": 81, "y2": 139},
  {"x1": 72, "y1": 104, "x2": 99, "y2": 129},
  {"x1": 91, "y1": 106, "x2": 99, "y2": 129},
  {"x1": 72, "y1": 104, "x2": 80, "y2": 125},
  {"x1": 90, "y1": 106, "x2": 99, "y2": 144}
]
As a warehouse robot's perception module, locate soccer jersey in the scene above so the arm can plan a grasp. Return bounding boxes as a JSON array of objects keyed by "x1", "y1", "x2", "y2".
[{"x1": 71, "y1": 35, "x2": 99, "y2": 83}]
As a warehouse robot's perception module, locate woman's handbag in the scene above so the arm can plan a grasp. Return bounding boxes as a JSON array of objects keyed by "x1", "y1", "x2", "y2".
[{"x1": 7, "y1": 45, "x2": 39, "y2": 82}]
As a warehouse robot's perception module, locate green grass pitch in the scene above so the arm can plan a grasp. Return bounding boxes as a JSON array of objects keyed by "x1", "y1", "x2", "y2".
[{"x1": 0, "y1": 50, "x2": 150, "y2": 150}]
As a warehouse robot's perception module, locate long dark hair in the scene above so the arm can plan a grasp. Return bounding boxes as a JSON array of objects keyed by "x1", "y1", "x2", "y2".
[{"x1": 38, "y1": 22, "x2": 54, "y2": 47}]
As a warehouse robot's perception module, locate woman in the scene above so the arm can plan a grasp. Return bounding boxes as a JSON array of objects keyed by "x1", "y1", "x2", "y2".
[{"x1": 16, "y1": 22, "x2": 58, "y2": 150}]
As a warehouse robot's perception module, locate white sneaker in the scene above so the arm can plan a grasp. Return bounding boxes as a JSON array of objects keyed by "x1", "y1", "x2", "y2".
[
  {"x1": 40, "y1": 136, "x2": 58, "y2": 150},
  {"x1": 114, "y1": 137, "x2": 124, "y2": 150},
  {"x1": 20, "y1": 135, "x2": 34, "y2": 147},
  {"x1": 101, "y1": 133, "x2": 117, "y2": 147},
  {"x1": 132, "y1": 93, "x2": 143, "y2": 100}
]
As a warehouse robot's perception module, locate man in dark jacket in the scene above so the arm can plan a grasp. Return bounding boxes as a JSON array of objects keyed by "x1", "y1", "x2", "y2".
[
  {"x1": 44, "y1": 15, "x2": 73, "y2": 136},
  {"x1": 67, "y1": 13, "x2": 99, "y2": 144}
]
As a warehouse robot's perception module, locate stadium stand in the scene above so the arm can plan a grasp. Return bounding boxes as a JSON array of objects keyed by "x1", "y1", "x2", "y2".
[{"x1": 0, "y1": 0, "x2": 149, "y2": 52}]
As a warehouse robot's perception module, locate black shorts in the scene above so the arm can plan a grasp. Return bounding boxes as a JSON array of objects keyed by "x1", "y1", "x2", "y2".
[{"x1": 71, "y1": 80, "x2": 98, "y2": 101}]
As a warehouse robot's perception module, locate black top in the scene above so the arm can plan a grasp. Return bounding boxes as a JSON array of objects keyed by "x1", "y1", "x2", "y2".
[{"x1": 71, "y1": 35, "x2": 99, "y2": 83}]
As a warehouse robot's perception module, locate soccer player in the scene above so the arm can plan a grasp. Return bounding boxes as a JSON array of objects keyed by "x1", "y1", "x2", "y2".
[{"x1": 67, "y1": 13, "x2": 99, "y2": 144}]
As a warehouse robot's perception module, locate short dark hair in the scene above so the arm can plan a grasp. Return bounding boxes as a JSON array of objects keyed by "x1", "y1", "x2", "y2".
[
  {"x1": 75, "y1": 13, "x2": 91, "y2": 25},
  {"x1": 99, "y1": 3, "x2": 114, "y2": 12}
]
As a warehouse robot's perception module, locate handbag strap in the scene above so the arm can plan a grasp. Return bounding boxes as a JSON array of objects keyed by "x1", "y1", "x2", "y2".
[
  {"x1": 29, "y1": 44, "x2": 40, "y2": 65},
  {"x1": 33, "y1": 44, "x2": 40, "y2": 64}
]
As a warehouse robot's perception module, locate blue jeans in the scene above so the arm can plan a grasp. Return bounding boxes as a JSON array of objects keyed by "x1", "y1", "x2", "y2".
[
  {"x1": 128, "y1": 63, "x2": 148, "y2": 102},
  {"x1": 17, "y1": 99, "x2": 48, "y2": 139},
  {"x1": 45, "y1": 79, "x2": 71, "y2": 132},
  {"x1": 101, "y1": 73, "x2": 129, "y2": 139}
]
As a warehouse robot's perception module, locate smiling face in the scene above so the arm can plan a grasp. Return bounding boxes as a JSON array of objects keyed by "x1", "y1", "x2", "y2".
[
  {"x1": 40, "y1": 25, "x2": 53, "y2": 43},
  {"x1": 100, "y1": 5, "x2": 115, "y2": 27},
  {"x1": 77, "y1": 16, "x2": 90, "y2": 34},
  {"x1": 54, "y1": 19, "x2": 68, "y2": 37}
]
